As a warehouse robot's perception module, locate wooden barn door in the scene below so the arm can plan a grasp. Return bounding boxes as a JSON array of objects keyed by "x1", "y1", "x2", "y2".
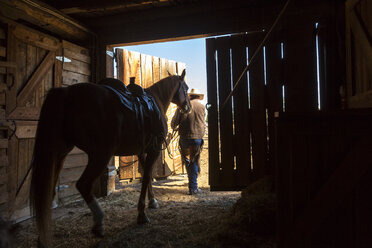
[
  {"x1": 4, "y1": 23, "x2": 61, "y2": 221},
  {"x1": 115, "y1": 48, "x2": 185, "y2": 182},
  {"x1": 207, "y1": 33, "x2": 273, "y2": 191},
  {"x1": 206, "y1": 21, "x2": 327, "y2": 190}
]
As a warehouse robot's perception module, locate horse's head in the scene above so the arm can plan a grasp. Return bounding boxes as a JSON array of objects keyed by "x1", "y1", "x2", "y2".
[{"x1": 172, "y1": 69, "x2": 191, "y2": 114}]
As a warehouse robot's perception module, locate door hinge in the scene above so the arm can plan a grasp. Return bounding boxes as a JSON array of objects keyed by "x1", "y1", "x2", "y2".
[{"x1": 106, "y1": 50, "x2": 117, "y2": 61}]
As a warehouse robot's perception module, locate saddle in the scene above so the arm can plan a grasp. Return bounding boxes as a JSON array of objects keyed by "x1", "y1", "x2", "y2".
[{"x1": 98, "y1": 78, "x2": 165, "y2": 151}]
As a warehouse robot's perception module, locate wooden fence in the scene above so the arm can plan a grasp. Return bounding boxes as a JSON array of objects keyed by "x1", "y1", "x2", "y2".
[{"x1": 115, "y1": 48, "x2": 185, "y2": 181}]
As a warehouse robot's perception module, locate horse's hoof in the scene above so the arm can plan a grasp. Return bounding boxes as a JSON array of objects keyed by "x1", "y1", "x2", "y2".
[
  {"x1": 137, "y1": 213, "x2": 150, "y2": 224},
  {"x1": 148, "y1": 198, "x2": 159, "y2": 209},
  {"x1": 92, "y1": 224, "x2": 104, "y2": 237}
]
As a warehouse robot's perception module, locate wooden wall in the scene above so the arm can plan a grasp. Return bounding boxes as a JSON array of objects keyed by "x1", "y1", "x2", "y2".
[
  {"x1": 274, "y1": 1, "x2": 370, "y2": 246},
  {"x1": 115, "y1": 48, "x2": 185, "y2": 181},
  {"x1": 3, "y1": 21, "x2": 61, "y2": 221},
  {"x1": 0, "y1": 23, "x2": 8, "y2": 217},
  {"x1": 0, "y1": 19, "x2": 93, "y2": 221},
  {"x1": 61, "y1": 40, "x2": 91, "y2": 87},
  {"x1": 276, "y1": 110, "x2": 372, "y2": 248},
  {"x1": 346, "y1": 0, "x2": 372, "y2": 108}
]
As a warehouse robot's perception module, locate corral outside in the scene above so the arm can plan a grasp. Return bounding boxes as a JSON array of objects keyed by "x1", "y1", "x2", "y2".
[{"x1": 0, "y1": 0, "x2": 372, "y2": 247}]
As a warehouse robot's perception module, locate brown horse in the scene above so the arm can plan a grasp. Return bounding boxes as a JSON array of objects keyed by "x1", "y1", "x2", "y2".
[{"x1": 30, "y1": 70, "x2": 190, "y2": 247}]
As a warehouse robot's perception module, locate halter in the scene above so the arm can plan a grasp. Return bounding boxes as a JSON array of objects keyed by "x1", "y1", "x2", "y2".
[{"x1": 173, "y1": 78, "x2": 191, "y2": 114}]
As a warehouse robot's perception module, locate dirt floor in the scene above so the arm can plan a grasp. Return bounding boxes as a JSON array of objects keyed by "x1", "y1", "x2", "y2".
[{"x1": 13, "y1": 146, "x2": 249, "y2": 248}]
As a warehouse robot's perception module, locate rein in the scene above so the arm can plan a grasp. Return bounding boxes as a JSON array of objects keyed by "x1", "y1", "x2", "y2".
[
  {"x1": 118, "y1": 130, "x2": 179, "y2": 168},
  {"x1": 173, "y1": 79, "x2": 190, "y2": 114}
]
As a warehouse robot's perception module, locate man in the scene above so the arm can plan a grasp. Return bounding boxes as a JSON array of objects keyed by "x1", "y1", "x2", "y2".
[{"x1": 171, "y1": 88, "x2": 206, "y2": 195}]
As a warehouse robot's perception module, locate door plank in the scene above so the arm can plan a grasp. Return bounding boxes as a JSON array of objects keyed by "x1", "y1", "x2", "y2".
[
  {"x1": 231, "y1": 34, "x2": 251, "y2": 186},
  {"x1": 266, "y1": 40, "x2": 284, "y2": 175},
  {"x1": 141, "y1": 54, "x2": 153, "y2": 88},
  {"x1": 7, "y1": 107, "x2": 40, "y2": 120},
  {"x1": 17, "y1": 51, "x2": 55, "y2": 106},
  {"x1": 247, "y1": 34, "x2": 267, "y2": 179},
  {"x1": 0, "y1": 46, "x2": 6, "y2": 57},
  {"x1": 216, "y1": 36, "x2": 234, "y2": 187},
  {"x1": 62, "y1": 70, "x2": 89, "y2": 86},
  {"x1": 116, "y1": 48, "x2": 124, "y2": 81},
  {"x1": 62, "y1": 40, "x2": 91, "y2": 64},
  {"x1": 13, "y1": 25, "x2": 60, "y2": 51},
  {"x1": 0, "y1": 139, "x2": 8, "y2": 149},
  {"x1": 54, "y1": 47, "x2": 63, "y2": 88},
  {"x1": 6, "y1": 24, "x2": 17, "y2": 115},
  {"x1": 63, "y1": 59, "x2": 90, "y2": 76},
  {"x1": 206, "y1": 38, "x2": 220, "y2": 189}
]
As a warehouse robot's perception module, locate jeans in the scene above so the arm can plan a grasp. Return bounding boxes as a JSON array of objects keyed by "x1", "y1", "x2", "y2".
[{"x1": 179, "y1": 138, "x2": 203, "y2": 192}]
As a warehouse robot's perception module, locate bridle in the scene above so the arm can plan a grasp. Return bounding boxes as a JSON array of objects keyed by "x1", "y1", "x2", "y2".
[{"x1": 173, "y1": 78, "x2": 191, "y2": 114}]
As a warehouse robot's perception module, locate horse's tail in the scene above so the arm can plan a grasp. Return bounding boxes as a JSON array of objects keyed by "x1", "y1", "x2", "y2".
[{"x1": 30, "y1": 87, "x2": 68, "y2": 247}]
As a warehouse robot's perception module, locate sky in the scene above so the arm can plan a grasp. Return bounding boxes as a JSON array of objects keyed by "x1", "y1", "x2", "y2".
[{"x1": 119, "y1": 38, "x2": 207, "y2": 103}]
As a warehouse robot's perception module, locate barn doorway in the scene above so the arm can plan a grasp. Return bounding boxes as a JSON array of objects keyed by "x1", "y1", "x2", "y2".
[{"x1": 111, "y1": 38, "x2": 209, "y2": 191}]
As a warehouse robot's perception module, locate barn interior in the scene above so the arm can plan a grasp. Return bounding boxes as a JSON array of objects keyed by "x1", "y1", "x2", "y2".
[{"x1": 0, "y1": 0, "x2": 371, "y2": 247}]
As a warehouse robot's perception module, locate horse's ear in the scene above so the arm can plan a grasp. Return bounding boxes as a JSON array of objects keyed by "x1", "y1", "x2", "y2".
[
  {"x1": 167, "y1": 70, "x2": 172, "y2": 76},
  {"x1": 180, "y1": 69, "x2": 186, "y2": 80}
]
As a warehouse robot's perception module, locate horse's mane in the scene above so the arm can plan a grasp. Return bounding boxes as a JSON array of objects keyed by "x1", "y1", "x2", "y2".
[{"x1": 144, "y1": 76, "x2": 180, "y2": 143}]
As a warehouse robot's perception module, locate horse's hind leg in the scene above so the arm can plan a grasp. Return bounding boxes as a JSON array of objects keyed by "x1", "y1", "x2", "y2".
[
  {"x1": 76, "y1": 153, "x2": 111, "y2": 237},
  {"x1": 137, "y1": 151, "x2": 160, "y2": 224},
  {"x1": 138, "y1": 154, "x2": 159, "y2": 209},
  {"x1": 52, "y1": 144, "x2": 74, "y2": 203}
]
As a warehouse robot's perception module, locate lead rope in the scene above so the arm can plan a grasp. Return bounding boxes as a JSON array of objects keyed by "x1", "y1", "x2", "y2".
[
  {"x1": 164, "y1": 129, "x2": 179, "y2": 160},
  {"x1": 118, "y1": 130, "x2": 178, "y2": 168}
]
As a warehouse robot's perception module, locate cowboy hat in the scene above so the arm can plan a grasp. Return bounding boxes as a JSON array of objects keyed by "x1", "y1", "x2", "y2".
[{"x1": 188, "y1": 88, "x2": 204, "y2": 100}]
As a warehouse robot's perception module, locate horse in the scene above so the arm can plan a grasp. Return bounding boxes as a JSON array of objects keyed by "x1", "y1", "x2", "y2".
[{"x1": 29, "y1": 69, "x2": 190, "y2": 247}]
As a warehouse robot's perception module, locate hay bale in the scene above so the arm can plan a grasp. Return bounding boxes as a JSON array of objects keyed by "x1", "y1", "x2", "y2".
[
  {"x1": 233, "y1": 176, "x2": 276, "y2": 236},
  {"x1": 205, "y1": 176, "x2": 276, "y2": 248}
]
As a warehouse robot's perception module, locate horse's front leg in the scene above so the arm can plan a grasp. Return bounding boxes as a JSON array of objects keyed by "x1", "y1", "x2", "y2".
[
  {"x1": 148, "y1": 181, "x2": 159, "y2": 209},
  {"x1": 137, "y1": 150, "x2": 160, "y2": 224},
  {"x1": 138, "y1": 153, "x2": 159, "y2": 209}
]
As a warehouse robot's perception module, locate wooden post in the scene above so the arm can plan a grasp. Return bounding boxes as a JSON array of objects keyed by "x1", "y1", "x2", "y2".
[
  {"x1": 206, "y1": 37, "x2": 220, "y2": 189},
  {"x1": 283, "y1": 15, "x2": 318, "y2": 112},
  {"x1": 92, "y1": 40, "x2": 116, "y2": 197}
]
